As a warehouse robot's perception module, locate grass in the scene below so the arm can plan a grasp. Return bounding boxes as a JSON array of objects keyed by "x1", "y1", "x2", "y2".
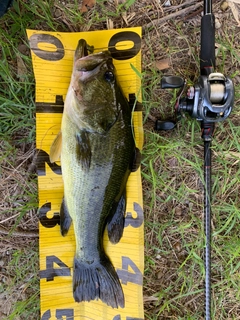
[
  {"x1": 0, "y1": 246, "x2": 39, "y2": 320},
  {"x1": 0, "y1": 0, "x2": 240, "y2": 319},
  {"x1": 142, "y1": 84, "x2": 240, "y2": 318}
]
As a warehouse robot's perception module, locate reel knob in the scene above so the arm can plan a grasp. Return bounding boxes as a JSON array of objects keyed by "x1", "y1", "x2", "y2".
[
  {"x1": 155, "y1": 120, "x2": 175, "y2": 131},
  {"x1": 161, "y1": 75, "x2": 185, "y2": 89}
]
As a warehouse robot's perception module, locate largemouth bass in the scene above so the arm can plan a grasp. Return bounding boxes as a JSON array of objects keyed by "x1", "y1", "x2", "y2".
[{"x1": 50, "y1": 39, "x2": 140, "y2": 308}]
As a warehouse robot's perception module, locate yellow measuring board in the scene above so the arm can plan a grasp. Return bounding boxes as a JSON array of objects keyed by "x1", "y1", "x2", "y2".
[{"x1": 27, "y1": 28, "x2": 144, "y2": 320}]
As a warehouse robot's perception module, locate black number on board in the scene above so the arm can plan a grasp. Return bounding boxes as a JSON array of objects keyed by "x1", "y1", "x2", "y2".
[
  {"x1": 41, "y1": 309, "x2": 51, "y2": 320},
  {"x1": 36, "y1": 95, "x2": 64, "y2": 113},
  {"x1": 39, "y1": 202, "x2": 60, "y2": 228},
  {"x1": 108, "y1": 31, "x2": 141, "y2": 60},
  {"x1": 112, "y1": 316, "x2": 143, "y2": 320},
  {"x1": 29, "y1": 33, "x2": 65, "y2": 61},
  {"x1": 36, "y1": 149, "x2": 62, "y2": 176},
  {"x1": 41, "y1": 309, "x2": 74, "y2": 320},
  {"x1": 39, "y1": 255, "x2": 71, "y2": 281},
  {"x1": 124, "y1": 202, "x2": 143, "y2": 228},
  {"x1": 117, "y1": 256, "x2": 143, "y2": 286},
  {"x1": 56, "y1": 309, "x2": 74, "y2": 319}
]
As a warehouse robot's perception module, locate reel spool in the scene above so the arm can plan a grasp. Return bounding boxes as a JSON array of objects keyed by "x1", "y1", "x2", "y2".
[{"x1": 209, "y1": 73, "x2": 226, "y2": 104}]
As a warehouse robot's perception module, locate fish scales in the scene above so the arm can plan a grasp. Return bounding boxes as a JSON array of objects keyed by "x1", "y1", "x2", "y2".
[{"x1": 62, "y1": 107, "x2": 133, "y2": 259}]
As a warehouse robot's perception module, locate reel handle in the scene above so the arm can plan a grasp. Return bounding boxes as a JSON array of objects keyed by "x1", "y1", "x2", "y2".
[
  {"x1": 155, "y1": 120, "x2": 175, "y2": 131},
  {"x1": 155, "y1": 75, "x2": 185, "y2": 131},
  {"x1": 161, "y1": 75, "x2": 185, "y2": 89}
]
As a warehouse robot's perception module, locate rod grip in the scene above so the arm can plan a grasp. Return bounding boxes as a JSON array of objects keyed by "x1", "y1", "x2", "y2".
[{"x1": 200, "y1": 14, "x2": 215, "y2": 72}]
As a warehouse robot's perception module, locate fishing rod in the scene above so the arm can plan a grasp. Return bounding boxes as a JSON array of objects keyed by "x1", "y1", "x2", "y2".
[{"x1": 155, "y1": 0, "x2": 234, "y2": 319}]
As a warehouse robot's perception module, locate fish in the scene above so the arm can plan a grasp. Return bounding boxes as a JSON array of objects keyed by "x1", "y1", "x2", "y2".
[{"x1": 50, "y1": 39, "x2": 141, "y2": 308}]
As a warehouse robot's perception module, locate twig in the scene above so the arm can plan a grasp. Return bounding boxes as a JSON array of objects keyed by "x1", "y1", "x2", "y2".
[
  {"x1": 143, "y1": 2, "x2": 203, "y2": 33},
  {"x1": 148, "y1": 113, "x2": 157, "y2": 122},
  {"x1": 0, "y1": 225, "x2": 39, "y2": 238},
  {"x1": 165, "y1": 0, "x2": 201, "y2": 12},
  {"x1": 183, "y1": 0, "x2": 218, "y2": 21},
  {"x1": 0, "y1": 212, "x2": 21, "y2": 224}
]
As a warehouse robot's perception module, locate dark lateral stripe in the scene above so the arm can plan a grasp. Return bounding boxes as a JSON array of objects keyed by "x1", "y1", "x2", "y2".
[{"x1": 36, "y1": 103, "x2": 64, "y2": 113}]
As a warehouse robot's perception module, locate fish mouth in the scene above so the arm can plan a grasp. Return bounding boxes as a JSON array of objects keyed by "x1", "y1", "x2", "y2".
[
  {"x1": 74, "y1": 39, "x2": 92, "y2": 60},
  {"x1": 75, "y1": 52, "x2": 113, "y2": 74},
  {"x1": 74, "y1": 39, "x2": 113, "y2": 75},
  {"x1": 74, "y1": 54, "x2": 114, "y2": 84},
  {"x1": 70, "y1": 39, "x2": 119, "y2": 133}
]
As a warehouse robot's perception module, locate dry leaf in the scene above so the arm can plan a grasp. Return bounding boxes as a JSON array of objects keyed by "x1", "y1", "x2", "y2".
[
  {"x1": 221, "y1": 1, "x2": 229, "y2": 11},
  {"x1": 154, "y1": 58, "x2": 170, "y2": 71},
  {"x1": 215, "y1": 43, "x2": 228, "y2": 50},
  {"x1": 227, "y1": 1, "x2": 240, "y2": 26},
  {"x1": 17, "y1": 55, "x2": 28, "y2": 82},
  {"x1": 224, "y1": 151, "x2": 240, "y2": 159},
  {"x1": 106, "y1": 18, "x2": 114, "y2": 30},
  {"x1": 228, "y1": 0, "x2": 240, "y2": 3},
  {"x1": 143, "y1": 296, "x2": 159, "y2": 302},
  {"x1": 121, "y1": 12, "x2": 128, "y2": 25},
  {"x1": 80, "y1": 0, "x2": 96, "y2": 13}
]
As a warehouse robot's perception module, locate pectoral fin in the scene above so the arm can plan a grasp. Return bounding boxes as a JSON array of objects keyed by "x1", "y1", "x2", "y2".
[
  {"x1": 76, "y1": 131, "x2": 91, "y2": 170},
  {"x1": 107, "y1": 191, "x2": 126, "y2": 244},
  {"x1": 49, "y1": 131, "x2": 62, "y2": 163}
]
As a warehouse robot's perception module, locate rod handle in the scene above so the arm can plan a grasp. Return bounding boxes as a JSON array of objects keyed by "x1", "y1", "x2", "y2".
[{"x1": 200, "y1": 14, "x2": 215, "y2": 72}]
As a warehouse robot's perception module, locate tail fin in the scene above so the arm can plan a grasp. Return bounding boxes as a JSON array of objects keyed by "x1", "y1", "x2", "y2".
[{"x1": 73, "y1": 255, "x2": 124, "y2": 308}]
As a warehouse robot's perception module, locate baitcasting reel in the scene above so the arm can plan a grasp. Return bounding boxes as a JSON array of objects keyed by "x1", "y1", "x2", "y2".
[
  {"x1": 155, "y1": 70, "x2": 234, "y2": 319},
  {"x1": 156, "y1": 72, "x2": 234, "y2": 131},
  {"x1": 155, "y1": 1, "x2": 234, "y2": 319}
]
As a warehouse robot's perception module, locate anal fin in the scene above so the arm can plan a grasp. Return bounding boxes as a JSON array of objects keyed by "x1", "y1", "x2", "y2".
[
  {"x1": 60, "y1": 198, "x2": 72, "y2": 236},
  {"x1": 107, "y1": 191, "x2": 126, "y2": 244}
]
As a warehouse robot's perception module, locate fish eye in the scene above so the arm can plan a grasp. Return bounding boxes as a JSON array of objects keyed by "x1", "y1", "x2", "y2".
[{"x1": 104, "y1": 71, "x2": 115, "y2": 83}]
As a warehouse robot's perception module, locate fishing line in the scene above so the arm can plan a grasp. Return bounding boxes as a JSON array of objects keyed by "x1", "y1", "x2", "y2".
[{"x1": 29, "y1": 44, "x2": 138, "y2": 53}]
